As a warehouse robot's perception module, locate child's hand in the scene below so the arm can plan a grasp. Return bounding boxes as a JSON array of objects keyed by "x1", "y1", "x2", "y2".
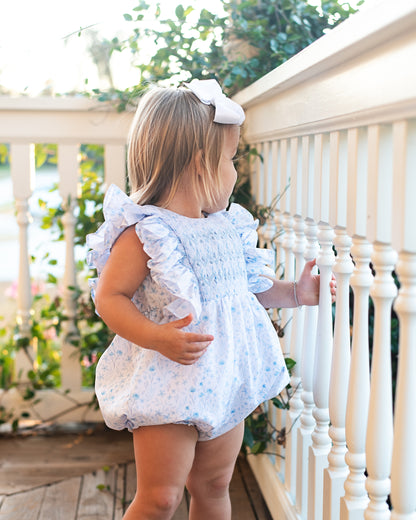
[
  {"x1": 154, "y1": 314, "x2": 214, "y2": 365},
  {"x1": 297, "y1": 259, "x2": 337, "y2": 306}
]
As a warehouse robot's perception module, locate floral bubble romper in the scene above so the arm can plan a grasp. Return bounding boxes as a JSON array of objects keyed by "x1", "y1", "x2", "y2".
[{"x1": 87, "y1": 184, "x2": 289, "y2": 440}]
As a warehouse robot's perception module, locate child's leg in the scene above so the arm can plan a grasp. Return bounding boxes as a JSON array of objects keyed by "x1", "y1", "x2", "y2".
[
  {"x1": 123, "y1": 423, "x2": 198, "y2": 520},
  {"x1": 186, "y1": 422, "x2": 245, "y2": 520}
]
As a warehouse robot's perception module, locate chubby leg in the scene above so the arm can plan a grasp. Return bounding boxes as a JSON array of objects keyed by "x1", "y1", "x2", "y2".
[
  {"x1": 186, "y1": 422, "x2": 244, "y2": 520},
  {"x1": 123, "y1": 424, "x2": 198, "y2": 520}
]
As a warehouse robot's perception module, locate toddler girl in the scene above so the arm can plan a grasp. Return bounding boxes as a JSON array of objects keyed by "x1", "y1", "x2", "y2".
[{"x1": 87, "y1": 79, "x2": 331, "y2": 520}]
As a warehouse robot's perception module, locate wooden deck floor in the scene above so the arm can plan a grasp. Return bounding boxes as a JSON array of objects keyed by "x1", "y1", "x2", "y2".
[{"x1": 0, "y1": 425, "x2": 272, "y2": 519}]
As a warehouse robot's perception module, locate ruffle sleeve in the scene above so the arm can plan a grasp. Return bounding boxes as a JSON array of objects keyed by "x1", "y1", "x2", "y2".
[
  {"x1": 225, "y1": 203, "x2": 276, "y2": 294},
  {"x1": 86, "y1": 184, "x2": 201, "y2": 320}
]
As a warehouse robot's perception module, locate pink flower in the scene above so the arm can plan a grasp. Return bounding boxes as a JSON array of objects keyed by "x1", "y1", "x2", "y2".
[
  {"x1": 43, "y1": 327, "x2": 57, "y2": 340},
  {"x1": 4, "y1": 280, "x2": 46, "y2": 299},
  {"x1": 5, "y1": 281, "x2": 18, "y2": 299}
]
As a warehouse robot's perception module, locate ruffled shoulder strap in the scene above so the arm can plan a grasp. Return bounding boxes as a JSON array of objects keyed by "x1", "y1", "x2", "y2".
[
  {"x1": 86, "y1": 184, "x2": 201, "y2": 319},
  {"x1": 225, "y1": 203, "x2": 275, "y2": 293},
  {"x1": 86, "y1": 184, "x2": 156, "y2": 277}
]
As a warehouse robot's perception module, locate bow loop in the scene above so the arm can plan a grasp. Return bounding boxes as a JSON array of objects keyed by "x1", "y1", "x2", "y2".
[{"x1": 184, "y1": 79, "x2": 245, "y2": 126}]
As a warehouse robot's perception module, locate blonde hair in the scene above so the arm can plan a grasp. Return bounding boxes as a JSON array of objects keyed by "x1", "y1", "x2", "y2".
[{"x1": 127, "y1": 85, "x2": 232, "y2": 207}]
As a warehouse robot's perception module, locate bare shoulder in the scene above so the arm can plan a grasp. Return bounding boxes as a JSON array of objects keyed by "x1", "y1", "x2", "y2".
[
  {"x1": 97, "y1": 225, "x2": 150, "y2": 300},
  {"x1": 111, "y1": 225, "x2": 149, "y2": 259}
]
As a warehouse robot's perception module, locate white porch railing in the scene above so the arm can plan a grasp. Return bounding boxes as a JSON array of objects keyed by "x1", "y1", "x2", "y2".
[
  {"x1": 233, "y1": 1, "x2": 416, "y2": 519},
  {"x1": 0, "y1": 97, "x2": 133, "y2": 423}
]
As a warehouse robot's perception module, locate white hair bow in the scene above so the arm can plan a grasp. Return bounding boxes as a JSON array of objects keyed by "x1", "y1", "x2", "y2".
[{"x1": 184, "y1": 79, "x2": 245, "y2": 126}]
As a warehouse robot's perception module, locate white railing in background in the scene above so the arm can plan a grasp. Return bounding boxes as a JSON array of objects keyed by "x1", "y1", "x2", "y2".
[
  {"x1": 233, "y1": 0, "x2": 416, "y2": 519},
  {"x1": 0, "y1": 97, "x2": 133, "y2": 423}
]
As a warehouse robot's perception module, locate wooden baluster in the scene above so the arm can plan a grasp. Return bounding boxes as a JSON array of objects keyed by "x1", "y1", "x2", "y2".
[
  {"x1": 364, "y1": 245, "x2": 397, "y2": 520},
  {"x1": 281, "y1": 213, "x2": 295, "y2": 350},
  {"x1": 285, "y1": 136, "x2": 305, "y2": 500},
  {"x1": 285, "y1": 214, "x2": 305, "y2": 499},
  {"x1": 390, "y1": 253, "x2": 416, "y2": 520},
  {"x1": 297, "y1": 217, "x2": 319, "y2": 519},
  {"x1": 58, "y1": 145, "x2": 82, "y2": 393},
  {"x1": 272, "y1": 139, "x2": 286, "y2": 477},
  {"x1": 10, "y1": 143, "x2": 35, "y2": 376},
  {"x1": 390, "y1": 121, "x2": 416, "y2": 520},
  {"x1": 324, "y1": 228, "x2": 353, "y2": 520},
  {"x1": 308, "y1": 222, "x2": 335, "y2": 520},
  {"x1": 280, "y1": 137, "x2": 294, "y2": 352},
  {"x1": 340, "y1": 237, "x2": 373, "y2": 520},
  {"x1": 274, "y1": 209, "x2": 285, "y2": 279}
]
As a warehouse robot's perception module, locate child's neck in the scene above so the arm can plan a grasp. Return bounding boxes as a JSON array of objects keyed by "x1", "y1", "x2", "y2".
[{"x1": 163, "y1": 191, "x2": 204, "y2": 219}]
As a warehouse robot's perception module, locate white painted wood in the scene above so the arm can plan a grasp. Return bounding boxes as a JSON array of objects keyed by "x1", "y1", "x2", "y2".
[
  {"x1": 262, "y1": 141, "x2": 271, "y2": 206},
  {"x1": 273, "y1": 140, "x2": 285, "y2": 280},
  {"x1": 346, "y1": 127, "x2": 368, "y2": 244},
  {"x1": 328, "y1": 131, "x2": 348, "y2": 230},
  {"x1": 391, "y1": 120, "x2": 416, "y2": 254},
  {"x1": 280, "y1": 140, "x2": 290, "y2": 214},
  {"x1": 308, "y1": 222, "x2": 335, "y2": 520},
  {"x1": 301, "y1": 136, "x2": 313, "y2": 220},
  {"x1": 257, "y1": 142, "x2": 265, "y2": 207},
  {"x1": 296, "y1": 218, "x2": 319, "y2": 520},
  {"x1": 274, "y1": 209, "x2": 285, "y2": 281},
  {"x1": 340, "y1": 238, "x2": 373, "y2": 520},
  {"x1": 281, "y1": 212, "x2": 295, "y2": 353},
  {"x1": 290, "y1": 137, "x2": 302, "y2": 217},
  {"x1": 0, "y1": 98, "x2": 134, "y2": 144},
  {"x1": 364, "y1": 245, "x2": 397, "y2": 520},
  {"x1": 247, "y1": 453, "x2": 298, "y2": 520},
  {"x1": 285, "y1": 213, "x2": 305, "y2": 502},
  {"x1": 234, "y1": 1, "x2": 416, "y2": 142},
  {"x1": 58, "y1": 144, "x2": 82, "y2": 393},
  {"x1": 10, "y1": 144, "x2": 35, "y2": 338},
  {"x1": 390, "y1": 252, "x2": 416, "y2": 520},
  {"x1": 270, "y1": 140, "x2": 279, "y2": 207},
  {"x1": 366, "y1": 125, "x2": 394, "y2": 245},
  {"x1": 324, "y1": 228, "x2": 353, "y2": 520}
]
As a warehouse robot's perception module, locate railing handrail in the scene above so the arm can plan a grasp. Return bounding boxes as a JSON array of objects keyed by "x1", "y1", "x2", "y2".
[
  {"x1": 234, "y1": 0, "x2": 416, "y2": 141},
  {"x1": 0, "y1": 97, "x2": 133, "y2": 144}
]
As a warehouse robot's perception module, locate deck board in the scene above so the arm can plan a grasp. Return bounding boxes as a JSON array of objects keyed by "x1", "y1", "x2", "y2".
[
  {"x1": 0, "y1": 427, "x2": 271, "y2": 519},
  {"x1": 39, "y1": 477, "x2": 81, "y2": 520}
]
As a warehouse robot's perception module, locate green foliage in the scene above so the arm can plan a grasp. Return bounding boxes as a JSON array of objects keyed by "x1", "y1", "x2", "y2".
[
  {"x1": 243, "y1": 356, "x2": 295, "y2": 455},
  {"x1": 222, "y1": 0, "x2": 360, "y2": 94},
  {"x1": 86, "y1": 0, "x2": 360, "y2": 111}
]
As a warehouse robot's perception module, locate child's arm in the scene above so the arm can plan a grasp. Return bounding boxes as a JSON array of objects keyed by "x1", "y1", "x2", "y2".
[
  {"x1": 94, "y1": 226, "x2": 213, "y2": 365},
  {"x1": 256, "y1": 259, "x2": 336, "y2": 309}
]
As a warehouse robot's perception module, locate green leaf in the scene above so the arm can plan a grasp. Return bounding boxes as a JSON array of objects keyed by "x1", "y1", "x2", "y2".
[
  {"x1": 175, "y1": 5, "x2": 184, "y2": 19},
  {"x1": 47, "y1": 273, "x2": 57, "y2": 284},
  {"x1": 123, "y1": 13, "x2": 133, "y2": 21}
]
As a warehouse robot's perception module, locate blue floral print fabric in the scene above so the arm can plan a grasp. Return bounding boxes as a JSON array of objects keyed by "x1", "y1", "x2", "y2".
[{"x1": 87, "y1": 184, "x2": 289, "y2": 440}]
